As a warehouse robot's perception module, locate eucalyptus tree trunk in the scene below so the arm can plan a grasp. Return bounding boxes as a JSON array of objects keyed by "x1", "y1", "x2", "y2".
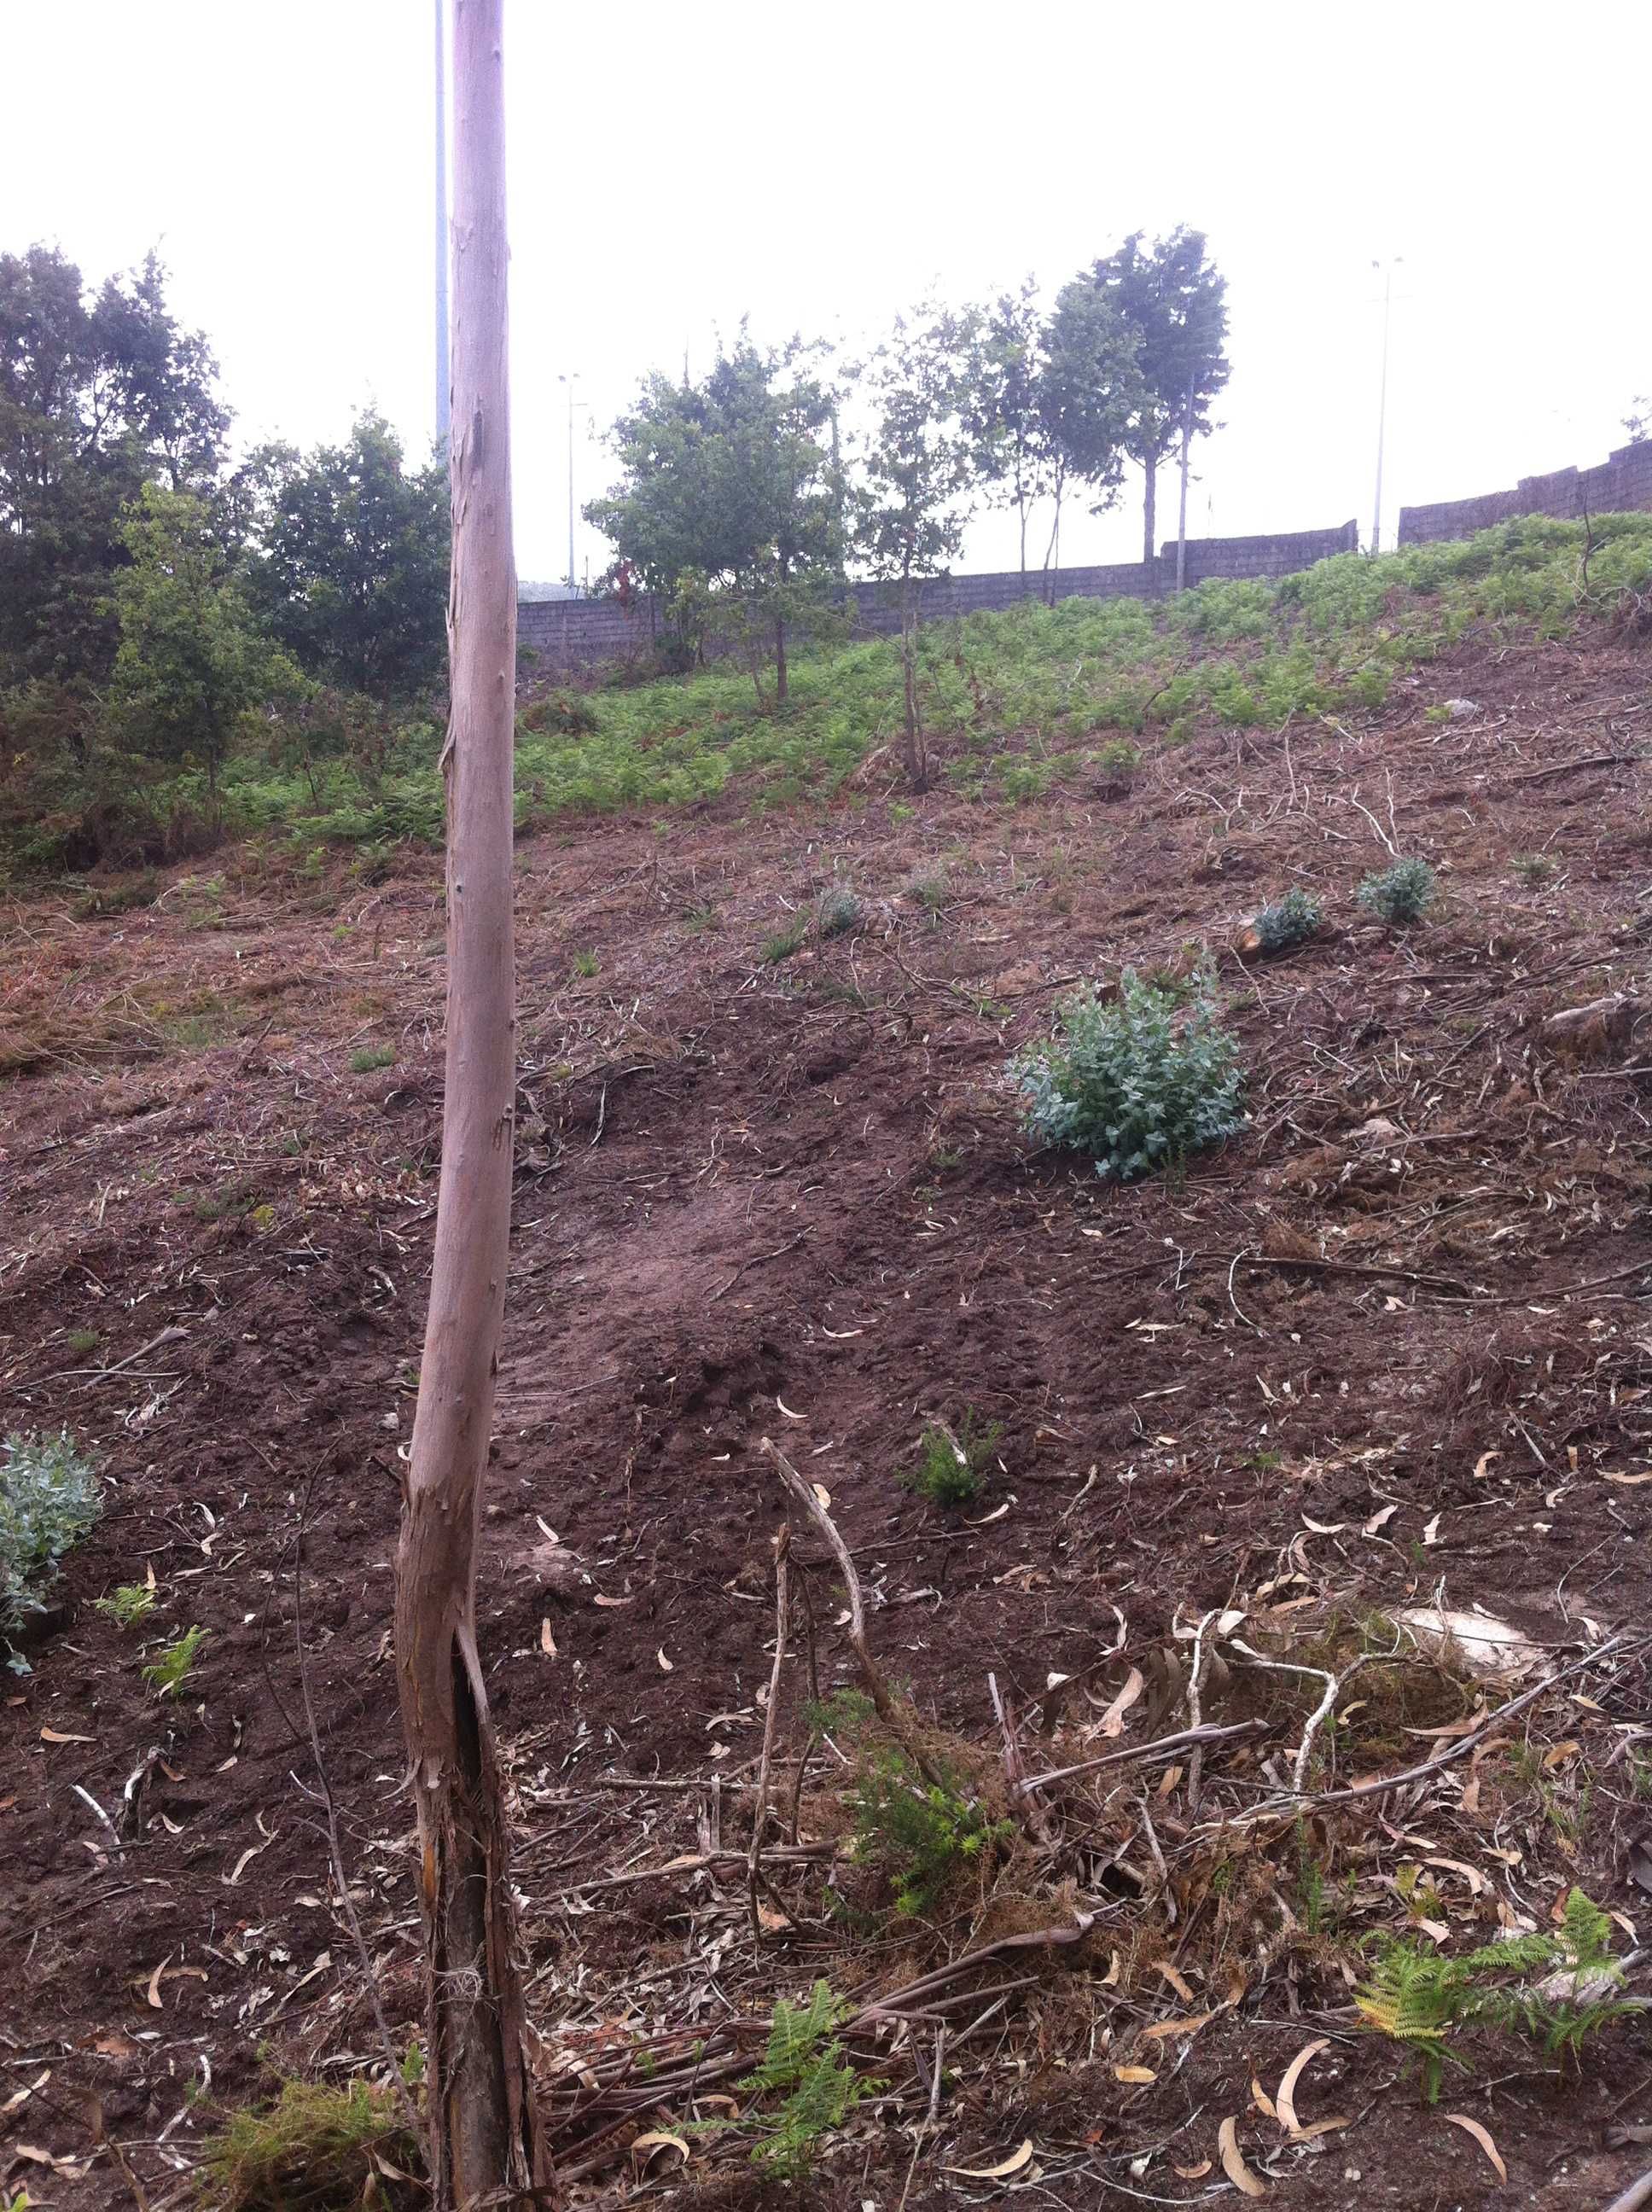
[
  {"x1": 1142, "y1": 455, "x2": 1157, "y2": 567},
  {"x1": 393, "y1": 3, "x2": 550, "y2": 2205}
]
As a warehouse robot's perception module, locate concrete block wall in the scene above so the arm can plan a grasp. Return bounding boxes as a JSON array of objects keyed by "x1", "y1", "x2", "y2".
[
  {"x1": 1397, "y1": 440, "x2": 1652, "y2": 546},
  {"x1": 516, "y1": 520, "x2": 1360, "y2": 672}
]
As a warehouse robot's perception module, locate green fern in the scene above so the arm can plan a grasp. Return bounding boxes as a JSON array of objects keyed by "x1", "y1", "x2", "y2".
[
  {"x1": 847, "y1": 1748, "x2": 1014, "y2": 1918},
  {"x1": 692, "y1": 1982, "x2": 880, "y2": 2177},
  {"x1": 1357, "y1": 1889, "x2": 1627, "y2": 2101}
]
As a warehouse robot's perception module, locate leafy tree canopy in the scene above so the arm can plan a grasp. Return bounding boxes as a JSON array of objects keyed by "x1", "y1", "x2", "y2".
[
  {"x1": 1090, "y1": 226, "x2": 1230, "y2": 469},
  {"x1": 240, "y1": 411, "x2": 449, "y2": 699},
  {"x1": 0, "y1": 245, "x2": 228, "y2": 684}
]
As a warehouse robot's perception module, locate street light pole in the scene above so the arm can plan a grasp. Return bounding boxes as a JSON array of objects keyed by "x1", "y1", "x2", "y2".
[
  {"x1": 433, "y1": 0, "x2": 450, "y2": 451},
  {"x1": 558, "y1": 371, "x2": 582, "y2": 592},
  {"x1": 1371, "y1": 256, "x2": 1402, "y2": 556}
]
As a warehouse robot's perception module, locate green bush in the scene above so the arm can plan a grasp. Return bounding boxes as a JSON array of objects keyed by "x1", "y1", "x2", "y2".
[
  {"x1": 817, "y1": 885, "x2": 862, "y2": 938},
  {"x1": 1009, "y1": 968, "x2": 1246, "y2": 1181},
  {"x1": 1253, "y1": 885, "x2": 1323, "y2": 951},
  {"x1": 0, "y1": 1431, "x2": 102, "y2": 1666},
  {"x1": 1357, "y1": 1889, "x2": 1629, "y2": 2102},
  {"x1": 847, "y1": 1746, "x2": 1014, "y2": 1918},
  {"x1": 692, "y1": 1982, "x2": 879, "y2": 2177},
  {"x1": 199, "y1": 2074, "x2": 422, "y2": 2211},
  {"x1": 903, "y1": 1413, "x2": 1002, "y2": 1511},
  {"x1": 143, "y1": 1624, "x2": 206, "y2": 1697},
  {"x1": 1357, "y1": 856, "x2": 1436, "y2": 926}
]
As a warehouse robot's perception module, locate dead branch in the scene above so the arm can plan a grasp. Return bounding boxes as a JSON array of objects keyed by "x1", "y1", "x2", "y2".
[
  {"x1": 760, "y1": 1436, "x2": 947, "y2": 1790},
  {"x1": 747, "y1": 1525, "x2": 791, "y2": 1936},
  {"x1": 1018, "y1": 1717, "x2": 1270, "y2": 1796}
]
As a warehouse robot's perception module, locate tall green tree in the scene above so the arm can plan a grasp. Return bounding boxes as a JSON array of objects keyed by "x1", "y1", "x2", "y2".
[
  {"x1": 1089, "y1": 228, "x2": 1229, "y2": 564},
  {"x1": 0, "y1": 246, "x2": 228, "y2": 684},
  {"x1": 241, "y1": 411, "x2": 449, "y2": 697},
  {"x1": 109, "y1": 486, "x2": 300, "y2": 813},
  {"x1": 958, "y1": 280, "x2": 1049, "y2": 585},
  {"x1": 853, "y1": 306, "x2": 976, "y2": 787},
  {"x1": 586, "y1": 335, "x2": 846, "y2": 701},
  {"x1": 1038, "y1": 281, "x2": 1143, "y2": 592}
]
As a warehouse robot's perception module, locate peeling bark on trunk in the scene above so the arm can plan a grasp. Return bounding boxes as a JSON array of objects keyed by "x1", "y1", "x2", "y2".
[{"x1": 393, "y1": 3, "x2": 551, "y2": 2206}]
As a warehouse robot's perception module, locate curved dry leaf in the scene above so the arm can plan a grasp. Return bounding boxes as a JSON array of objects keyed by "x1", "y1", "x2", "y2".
[
  {"x1": 1172, "y1": 2161, "x2": 1213, "y2": 2180},
  {"x1": 146, "y1": 1956, "x2": 169, "y2": 2010},
  {"x1": 1251, "y1": 2078, "x2": 1278, "y2": 2122},
  {"x1": 1113, "y1": 2064, "x2": 1157, "y2": 2086},
  {"x1": 1444, "y1": 2113, "x2": 1506, "y2": 2182},
  {"x1": 539, "y1": 1619, "x2": 556, "y2": 1657},
  {"x1": 1155, "y1": 1959, "x2": 1197, "y2": 2004},
  {"x1": 1605, "y1": 1470, "x2": 1652, "y2": 1487},
  {"x1": 631, "y1": 2130, "x2": 690, "y2": 2167},
  {"x1": 811, "y1": 1481, "x2": 831, "y2": 1506},
  {"x1": 1275, "y1": 2036, "x2": 1329, "y2": 2136},
  {"x1": 1364, "y1": 1504, "x2": 1399, "y2": 1536},
  {"x1": 593, "y1": 1593, "x2": 631, "y2": 1609},
  {"x1": 1138, "y1": 2011, "x2": 1215, "y2": 2043},
  {"x1": 656, "y1": 1647, "x2": 673, "y2": 1673},
  {"x1": 1098, "y1": 1666, "x2": 1144, "y2": 1738},
  {"x1": 41, "y1": 1727, "x2": 94, "y2": 1744},
  {"x1": 945, "y1": 2139, "x2": 1033, "y2": 2180},
  {"x1": 1219, "y1": 2116, "x2": 1269, "y2": 2197},
  {"x1": 776, "y1": 1397, "x2": 806, "y2": 1421}
]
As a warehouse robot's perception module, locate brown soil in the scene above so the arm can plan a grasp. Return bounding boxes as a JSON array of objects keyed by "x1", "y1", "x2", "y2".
[{"x1": 3, "y1": 632, "x2": 1651, "y2": 2209}]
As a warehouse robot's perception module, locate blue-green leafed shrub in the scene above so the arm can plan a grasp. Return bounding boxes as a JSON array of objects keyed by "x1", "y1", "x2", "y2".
[
  {"x1": 1009, "y1": 969, "x2": 1247, "y2": 1181},
  {"x1": 1, "y1": 1431, "x2": 102, "y2": 1665},
  {"x1": 1357, "y1": 856, "x2": 1436, "y2": 927},
  {"x1": 1254, "y1": 885, "x2": 1323, "y2": 952}
]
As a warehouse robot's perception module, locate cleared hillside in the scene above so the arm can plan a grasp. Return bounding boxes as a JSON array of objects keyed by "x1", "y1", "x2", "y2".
[{"x1": 2, "y1": 521, "x2": 1651, "y2": 2209}]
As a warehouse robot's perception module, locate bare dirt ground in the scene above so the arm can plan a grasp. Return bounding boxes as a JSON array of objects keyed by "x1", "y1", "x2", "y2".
[{"x1": 3, "y1": 632, "x2": 1651, "y2": 2209}]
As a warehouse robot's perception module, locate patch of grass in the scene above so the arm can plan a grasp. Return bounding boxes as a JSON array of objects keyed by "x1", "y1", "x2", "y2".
[
  {"x1": 143, "y1": 1624, "x2": 206, "y2": 1698},
  {"x1": 65, "y1": 1328, "x2": 100, "y2": 1359},
  {"x1": 571, "y1": 948, "x2": 600, "y2": 978},
  {"x1": 95, "y1": 1582, "x2": 157, "y2": 1629},
  {"x1": 1511, "y1": 852, "x2": 1556, "y2": 886},
  {"x1": 908, "y1": 870, "x2": 949, "y2": 913},
  {"x1": 198, "y1": 2073, "x2": 422, "y2": 2211},
  {"x1": 1357, "y1": 856, "x2": 1436, "y2": 927},
  {"x1": 1009, "y1": 966, "x2": 1247, "y2": 1182},
  {"x1": 904, "y1": 1412, "x2": 1003, "y2": 1511},
  {"x1": 348, "y1": 1043, "x2": 396, "y2": 1074},
  {"x1": 759, "y1": 913, "x2": 809, "y2": 963},
  {"x1": 1, "y1": 1430, "x2": 102, "y2": 1667}
]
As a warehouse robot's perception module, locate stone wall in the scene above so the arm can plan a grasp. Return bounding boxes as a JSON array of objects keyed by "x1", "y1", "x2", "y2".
[
  {"x1": 1397, "y1": 440, "x2": 1652, "y2": 546},
  {"x1": 517, "y1": 521, "x2": 1360, "y2": 672}
]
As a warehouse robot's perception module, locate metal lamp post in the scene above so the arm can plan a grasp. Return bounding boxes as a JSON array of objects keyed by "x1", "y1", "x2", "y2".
[{"x1": 1371, "y1": 256, "x2": 1403, "y2": 555}]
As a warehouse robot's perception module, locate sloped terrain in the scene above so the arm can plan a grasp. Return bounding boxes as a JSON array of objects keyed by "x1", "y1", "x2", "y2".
[{"x1": 3, "y1": 613, "x2": 1651, "y2": 2209}]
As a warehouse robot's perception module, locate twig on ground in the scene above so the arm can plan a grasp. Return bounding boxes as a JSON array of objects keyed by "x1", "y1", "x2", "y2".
[
  {"x1": 1018, "y1": 1718, "x2": 1270, "y2": 1796},
  {"x1": 761, "y1": 1436, "x2": 947, "y2": 1790},
  {"x1": 747, "y1": 1525, "x2": 791, "y2": 1937}
]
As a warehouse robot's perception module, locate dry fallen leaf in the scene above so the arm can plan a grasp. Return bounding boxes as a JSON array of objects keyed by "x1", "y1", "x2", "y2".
[
  {"x1": 945, "y1": 2140, "x2": 1034, "y2": 2180},
  {"x1": 1219, "y1": 2116, "x2": 1269, "y2": 2197},
  {"x1": 1138, "y1": 2011, "x2": 1215, "y2": 2043},
  {"x1": 1364, "y1": 1503, "x2": 1399, "y2": 1536},
  {"x1": 539, "y1": 1619, "x2": 556, "y2": 1657},
  {"x1": 1155, "y1": 1959, "x2": 1197, "y2": 2005},
  {"x1": 593, "y1": 1593, "x2": 631, "y2": 1609},
  {"x1": 1251, "y1": 2078, "x2": 1279, "y2": 2122},
  {"x1": 1275, "y1": 2037, "x2": 1329, "y2": 2136},
  {"x1": 1113, "y1": 2064, "x2": 1157, "y2": 2085},
  {"x1": 1445, "y1": 2113, "x2": 1506, "y2": 2182},
  {"x1": 1473, "y1": 1450, "x2": 1501, "y2": 1481},
  {"x1": 1605, "y1": 1470, "x2": 1652, "y2": 1487},
  {"x1": 1097, "y1": 1667, "x2": 1144, "y2": 1738},
  {"x1": 811, "y1": 1481, "x2": 831, "y2": 1507},
  {"x1": 40, "y1": 1726, "x2": 95, "y2": 1744},
  {"x1": 631, "y1": 2131, "x2": 690, "y2": 2168},
  {"x1": 656, "y1": 1647, "x2": 673, "y2": 1673},
  {"x1": 1172, "y1": 2161, "x2": 1213, "y2": 2180},
  {"x1": 146, "y1": 1956, "x2": 169, "y2": 2010},
  {"x1": 1421, "y1": 1512, "x2": 1442, "y2": 1546},
  {"x1": 0, "y1": 2070, "x2": 49, "y2": 2118}
]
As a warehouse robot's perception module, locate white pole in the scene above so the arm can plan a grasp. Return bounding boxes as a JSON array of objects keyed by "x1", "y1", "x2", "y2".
[
  {"x1": 433, "y1": 0, "x2": 451, "y2": 451},
  {"x1": 1371, "y1": 258, "x2": 1400, "y2": 555}
]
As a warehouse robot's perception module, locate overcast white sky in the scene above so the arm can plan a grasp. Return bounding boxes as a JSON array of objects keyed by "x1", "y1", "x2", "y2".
[{"x1": 6, "y1": 2, "x2": 1647, "y2": 584}]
